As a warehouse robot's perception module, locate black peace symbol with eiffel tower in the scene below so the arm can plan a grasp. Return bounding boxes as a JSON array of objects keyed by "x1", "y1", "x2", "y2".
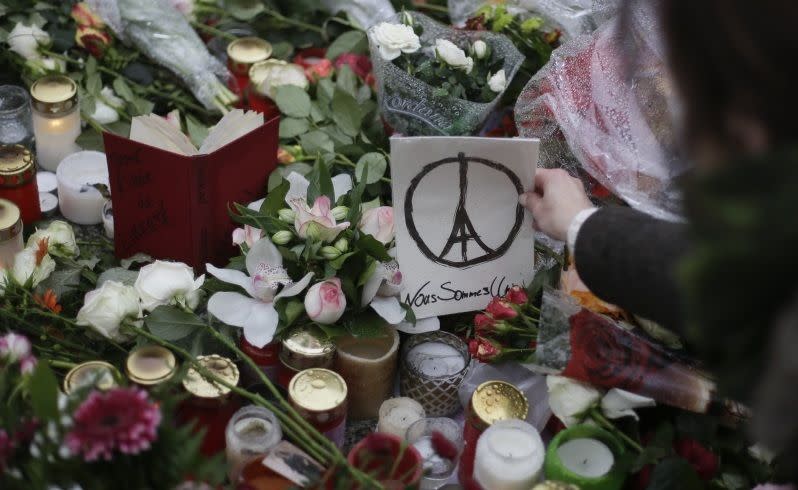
[{"x1": 404, "y1": 152, "x2": 525, "y2": 269}]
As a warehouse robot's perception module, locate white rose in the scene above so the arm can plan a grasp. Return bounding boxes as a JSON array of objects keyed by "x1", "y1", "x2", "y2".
[
  {"x1": 26, "y1": 57, "x2": 67, "y2": 76},
  {"x1": 28, "y1": 220, "x2": 79, "y2": 258},
  {"x1": 358, "y1": 206, "x2": 394, "y2": 244},
  {"x1": 304, "y1": 278, "x2": 346, "y2": 324},
  {"x1": 7, "y1": 23, "x2": 50, "y2": 60},
  {"x1": 77, "y1": 281, "x2": 142, "y2": 341},
  {"x1": 435, "y1": 39, "x2": 474, "y2": 74},
  {"x1": 134, "y1": 260, "x2": 205, "y2": 312},
  {"x1": 472, "y1": 40, "x2": 488, "y2": 59},
  {"x1": 100, "y1": 86, "x2": 125, "y2": 108},
  {"x1": 600, "y1": 388, "x2": 655, "y2": 420},
  {"x1": 90, "y1": 100, "x2": 119, "y2": 125},
  {"x1": 546, "y1": 375, "x2": 601, "y2": 426},
  {"x1": 370, "y1": 22, "x2": 421, "y2": 61},
  {"x1": 488, "y1": 69, "x2": 507, "y2": 92},
  {"x1": 258, "y1": 62, "x2": 309, "y2": 98},
  {"x1": 12, "y1": 246, "x2": 55, "y2": 287}
]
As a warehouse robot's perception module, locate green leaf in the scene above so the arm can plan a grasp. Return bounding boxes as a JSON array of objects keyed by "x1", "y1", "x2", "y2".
[
  {"x1": 86, "y1": 72, "x2": 102, "y2": 96},
  {"x1": 113, "y1": 77, "x2": 135, "y2": 102},
  {"x1": 29, "y1": 361, "x2": 58, "y2": 421},
  {"x1": 299, "y1": 130, "x2": 334, "y2": 156},
  {"x1": 309, "y1": 101, "x2": 328, "y2": 123},
  {"x1": 85, "y1": 54, "x2": 98, "y2": 75},
  {"x1": 76, "y1": 127, "x2": 104, "y2": 152},
  {"x1": 331, "y1": 89, "x2": 362, "y2": 137},
  {"x1": 132, "y1": 97, "x2": 155, "y2": 116},
  {"x1": 145, "y1": 305, "x2": 204, "y2": 342},
  {"x1": 305, "y1": 158, "x2": 335, "y2": 204},
  {"x1": 225, "y1": 0, "x2": 265, "y2": 20},
  {"x1": 262, "y1": 179, "x2": 289, "y2": 215},
  {"x1": 38, "y1": 267, "x2": 81, "y2": 298},
  {"x1": 326, "y1": 31, "x2": 368, "y2": 60},
  {"x1": 80, "y1": 94, "x2": 96, "y2": 119},
  {"x1": 345, "y1": 311, "x2": 389, "y2": 337},
  {"x1": 97, "y1": 267, "x2": 139, "y2": 287},
  {"x1": 120, "y1": 253, "x2": 153, "y2": 270},
  {"x1": 316, "y1": 78, "x2": 336, "y2": 106},
  {"x1": 320, "y1": 125, "x2": 354, "y2": 147},
  {"x1": 279, "y1": 299, "x2": 305, "y2": 327},
  {"x1": 329, "y1": 252, "x2": 355, "y2": 270},
  {"x1": 274, "y1": 85, "x2": 311, "y2": 118},
  {"x1": 647, "y1": 457, "x2": 703, "y2": 490},
  {"x1": 279, "y1": 117, "x2": 310, "y2": 139},
  {"x1": 186, "y1": 116, "x2": 208, "y2": 148},
  {"x1": 271, "y1": 41, "x2": 294, "y2": 60},
  {"x1": 356, "y1": 234, "x2": 392, "y2": 262},
  {"x1": 355, "y1": 152, "x2": 387, "y2": 184},
  {"x1": 335, "y1": 65, "x2": 358, "y2": 97},
  {"x1": 357, "y1": 258, "x2": 377, "y2": 287}
]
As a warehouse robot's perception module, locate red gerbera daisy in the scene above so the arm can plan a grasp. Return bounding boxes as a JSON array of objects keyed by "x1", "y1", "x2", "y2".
[{"x1": 66, "y1": 388, "x2": 161, "y2": 461}]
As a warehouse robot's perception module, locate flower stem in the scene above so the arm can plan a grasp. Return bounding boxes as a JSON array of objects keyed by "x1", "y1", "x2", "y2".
[
  {"x1": 589, "y1": 407, "x2": 643, "y2": 453},
  {"x1": 190, "y1": 20, "x2": 237, "y2": 41}
]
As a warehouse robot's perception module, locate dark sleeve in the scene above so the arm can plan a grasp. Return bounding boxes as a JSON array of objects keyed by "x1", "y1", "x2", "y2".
[{"x1": 574, "y1": 206, "x2": 690, "y2": 332}]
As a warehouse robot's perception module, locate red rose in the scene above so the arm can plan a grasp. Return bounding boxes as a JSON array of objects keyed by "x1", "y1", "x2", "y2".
[
  {"x1": 334, "y1": 53, "x2": 373, "y2": 80},
  {"x1": 485, "y1": 298, "x2": 517, "y2": 320},
  {"x1": 674, "y1": 438, "x2": 719, "y2": 480},
  {"x1": 293, "y1": 47, "x2": 327, "y2": 68},
  {"x1": 430, "y1": 430, "x2": 459, "y2": 460},
  {"x1": 75, "y1": 26, "x2": 111, "y2": 58},
  {"x1": 468, "y1": 337, "x2": 501, "y2": 362},
  {"x1": 474, "y1": 313, "x2": 496, "y2": 334},
  {"x1": 505, "y1": 285, "x2": 528, "y2": 305},
  {"x1": 304, "y1": 59, "x2": 334, "y2": 81}
]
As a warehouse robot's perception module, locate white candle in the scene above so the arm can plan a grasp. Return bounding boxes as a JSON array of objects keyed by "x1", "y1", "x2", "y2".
[
  {"x1": 56, "y1": 151, "x2": 109, "y2": 225},
  {"x1": 0, "y1": 199, "x2": 23, "y2": 269},
  {"x1": 39, "y1": 192, "x2": 58, "y2": 217},
  {"x1": 377, "y1": 397, "x2": 426, "y2": 440},
  {"x1": 406, "y1": 342, "x2": 467, "y2": 377},
  {"x1": 474, "y1": 419, "x2": 544, "y2": 490},
  {"x1": 36, "y1": 171, "x2": 58, "y2": 194},
  {"x1": 101, "y1": 200, "x2": 114, "y2": 239},
  {"x1": 30, "y1": 76, "x2": 81, "y2": 172},
  {"x1": 556, "y1": 438, "x2": 614, "y2": 478}
]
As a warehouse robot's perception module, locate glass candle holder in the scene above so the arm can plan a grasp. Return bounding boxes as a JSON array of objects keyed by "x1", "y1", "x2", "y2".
[
  {"x1": 348, "y1": 432, "x2": 424, "y2": 489},
  {"x1": 0, "y1": 145, "x2": 41, "y2": 224},
  {"x1": 30, "y1": 75, "x2": 81, "y2": 171},
  {"x1": 0, "y1": 85, "x2": 34, "y2": 147},
  {"x1": 400, "y1": 331, "x2": 471, "y2": 417},
  {"x1": 334, "y1": 325, "x2": 400, "y2": 420},
  {"x1": 55, "y1": 151, "x2": 109, "y2": 225},
  {"x1": 225, "y1": 405, "x2": 283, "y2": 483},
  {"x1": 278, "y1": 325, "x2": 335, "y2": 389},
  {"x1": 406, "y1": 417, "x2": 463, "y2": 490},
  {"x1": 474, "y1": 419, "x2": 545, "y2": 490},
  {"x1": 543, "y1": 425, "x2": 626, "y2": 490},
  {"x1": 0, "y1": 198, "x2": 23, "y2": 269}
]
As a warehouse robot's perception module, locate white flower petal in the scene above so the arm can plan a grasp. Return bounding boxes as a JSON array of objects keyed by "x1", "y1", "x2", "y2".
[
  {"x1": 207, "y1": 292, "x2": 259, "y2": 328},
  {"x1": 247, "y1": 198, "x2": 265, "y2": 211},
  {"x1": 547, "y1": 375, "x2": 602, "y2": 427},
  {"x1": 600, "y1": 388, "x2": 655, "y2": 420},
  {"x1": 361, "y1": 267, "x2": 384, "y2": 306},
  {"x1": 332, "y1": 174, "x2": 353, "y2": 202},
  {"x1": 285, "y1": 172, "x2": 310, "y2": 204},
  {"x1": 274, "y1": 272, "x2": 314, "y2": 301},
  {"x1": 394, "y1": 316, "x2": 440, "y2": 334},
  {"x1": 378, "y1": 44, "x2": 401, "y2": 61},
  {"x1": 245, "y1": 238, "x2": 283, "y2": 276},
  {"x1": 370, "y1": 296, "x2": 406, "y2": 325},
  {"x1": 206, "y1": 264, "x2": 254, "y2": 297},
  {"x1": 242, "y1": 302, "x2": 280, "y2": 348}
]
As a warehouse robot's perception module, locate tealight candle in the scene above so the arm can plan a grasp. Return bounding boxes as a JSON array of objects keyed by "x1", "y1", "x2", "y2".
[
  {"x1": 544, "y1": 425, "x2": 626, "y2": 490},
  {"x1": 474, "y1": 419, "x2": 545, "y2": 490},
  {"x1": 30, "y1": 76, "x2": 81, "y2": 171},
  {"x1": 56, "y1": 151, "x2": 109, "y2": 225},
  {"x1": 37, "y1": 171, "x2": 58, "y2": 194},
  {"x1": 39, "y1": 192, "x2": 58, "y2": 218},
  {"x1": 377, "y1": 397, "x2": 426, "y2": 440}
]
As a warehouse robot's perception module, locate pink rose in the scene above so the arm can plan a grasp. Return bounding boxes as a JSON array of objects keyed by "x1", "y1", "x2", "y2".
[
  {"x1": 359, "y1": 206, "x2": 394, "y2": 244},
  {"x1": 334, "y1": 53, "x2": 373, "y2": 80},
  {"x1": 0, "y1": 333, "x2": 31, "y2": 362},
  {"x1": 304, "y1": 278, "x2": 346, "y2": 324},
  {"x1": 290, "y1": 195, "x2": 350, "y2": 243},
  {"x1": 19, "y1": 356, "x2": 37, "y2": 375}
]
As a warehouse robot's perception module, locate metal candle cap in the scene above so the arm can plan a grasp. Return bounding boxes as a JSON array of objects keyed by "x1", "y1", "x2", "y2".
[
  {"x1": 183, "y1": 354, "x2": 239, "y2": 398},
  {"x1": 227, "y1": 37, "x2": 273, "y2": 75},
  {"x1": 281, "y1": 325, "x2": 335, "y2": 370},
  {"x1": 288, "y1": 368, "x2": 347, "y2": 412},
  {"x1": 126, "y1": 345, "x2": 177, "y2": 386},
  {"x1": 470, "y1": 380, "x2": 529, "y2": 427},
  {"x1": 63, "y1": 361, "x2": 120, "y2": 394},
  {"x1": 0, "y1": 145, "x2": 35, "y2": 187},
  {"x1": 30, "y1": 75, "x2": 78, "y2": 115},
  {"x1": 0, "y1": 199, "x2": 22, "y2": 241}
]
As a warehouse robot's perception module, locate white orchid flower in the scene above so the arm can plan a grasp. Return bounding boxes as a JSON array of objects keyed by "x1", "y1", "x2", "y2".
[
  {"x1": 600, "y1": 388, "x2": 656, "y2": 420},
  {"x1": 284, "y1": 172, "x2": 353, "y2": 243},
  {"x1": 362, "y1": 260, "x2": 405, "y2": 324},
  {"x1": 206, "y1": 237, "x2": 313, "y2": 348},
  {"x1": 232, "y1": 198, "x2": 266, "y2": 248}
]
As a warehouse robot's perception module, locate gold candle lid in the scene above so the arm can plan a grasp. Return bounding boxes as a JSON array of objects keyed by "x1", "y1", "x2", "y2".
[
  {"x1": 183, "y1": 354, "x2": 239, "y2": 399},
  {"x1": 30, "y1": 75, "x2": 78, "y2": 115},
  {"x1": 532, "y1": 482, "x2": 580, "y2": 490},
  {"x1": 289, "y1": 368, "x2": 347, "y2": 412},
  {"x1": 471, "y1": 380, "x2": 529, "y2": 427},
  {"x1": 0, "y1": 199, "x2": 22, "y2": 241},
  {"x1": 0, "y1": 145, "x2": 35, "y2": 184},
  {"x1": 227, "y1": 37, "x2": 273, "y2": 75},
  {"x1": 281, "y1": 325, "x2": 335, "y2": 369},
  {"x1": 63, "y1": 361, "x2": 120, "y2": 394},
  {"x1": 126, "y1": 345, "x2": 177, "y2": 386}
]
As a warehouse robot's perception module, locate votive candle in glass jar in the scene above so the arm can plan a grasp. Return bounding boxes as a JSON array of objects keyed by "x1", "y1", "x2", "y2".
[
  {"x1": 179, "y1": 354, "x2": 242, "y2": 457},
  {"x1": 288, "y1": 368, "x2": 348, "y2": 449},
  {"x1": 377, "y1": 397, "x2": 426, "y2": 440},
  {"x1": 0, "y1": 85, "x2": 34, "y2": 147},
  {"x1": 55, "y1": 151, "x2": 109, "y2": 225},
  {"x1": 227, "y1": 37, "x2": 272, "y2": 105},
  {"x1": 0, "y1": 145, "x2": 41, "y2": 224},
  {"x1": 400, "y1": 331, "x2": 470, "y2": 417},
  {"x1": 240, "y1": 337, "x2": 282, "y2": 385},
  {"x1": 30, "y1": 75, "x2": 81, "y2": 171},
  {"x1": 474, "y1": 419, "x2": 545, "y2": 490},
  {"x1": 334, "y1": 325, "x2": 400, "y2": 420},
  {"x1": 0, "y1": 199, "x2": 23, "y2": 269},
  {"x1": 63, "y1": 360, "x2": 120, "y2": 394},
  {"x1": 406, "y1": 417, "x2": 463, "y2": 490},
  {"x1": 277, "y1": 325, "x2": 335, "y2": 389},
  {"x1": 125, "y1": 345, "x2": 178, "y2": 387},
  {"x1": 225, "y1": 405, "x2": 282, "y2": 483}
]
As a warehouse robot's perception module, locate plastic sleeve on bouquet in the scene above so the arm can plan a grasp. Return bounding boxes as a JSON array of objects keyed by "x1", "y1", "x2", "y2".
[
  {"x1": 536, "y1": 289, "x2": 716, "y2": 414},
  {"x1": 320, "y1": 0, "x2": 396, "y2": 29}
]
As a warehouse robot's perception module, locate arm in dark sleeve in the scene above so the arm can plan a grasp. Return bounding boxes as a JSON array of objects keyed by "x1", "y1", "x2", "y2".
[{"x1": 573, "y1": 206, "x2": 690, "y2": 332}]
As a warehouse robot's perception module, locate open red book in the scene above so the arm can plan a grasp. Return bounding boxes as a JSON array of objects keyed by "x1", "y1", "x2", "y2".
[{"x1": 103, "y1": 115, "x2": 279, "y2": 269}]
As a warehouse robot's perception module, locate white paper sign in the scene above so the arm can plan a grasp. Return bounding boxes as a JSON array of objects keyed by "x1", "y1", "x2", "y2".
[{"x1": 391, "y1": 136, "x2": 538, "y2": 319}]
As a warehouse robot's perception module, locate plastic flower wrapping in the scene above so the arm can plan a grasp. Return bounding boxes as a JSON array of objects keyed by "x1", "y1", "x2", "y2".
[
  {"x1": 368, "y1": 12, "x2": 524, "y2": 136},
  {"x1": 515, "y1": 3, "x2": 689, "y2": 220},
  {"x1": 86, "y1": 0, "x2": 236, "y2": 111}
]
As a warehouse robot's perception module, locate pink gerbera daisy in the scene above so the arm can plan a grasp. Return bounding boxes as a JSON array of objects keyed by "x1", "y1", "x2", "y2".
[{"x1": 66, "y1": 388, "x2": 161, "y2": 461}]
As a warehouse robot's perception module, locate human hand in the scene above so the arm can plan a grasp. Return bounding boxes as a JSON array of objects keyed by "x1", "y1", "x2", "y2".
[{"x1": 519, "y1": 168, "x2": 594, "y2": 242}]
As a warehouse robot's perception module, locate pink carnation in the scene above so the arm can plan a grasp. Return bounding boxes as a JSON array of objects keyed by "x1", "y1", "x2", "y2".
[{"x1": 66, "y1": 388, "x2": 161, "y2": 461}]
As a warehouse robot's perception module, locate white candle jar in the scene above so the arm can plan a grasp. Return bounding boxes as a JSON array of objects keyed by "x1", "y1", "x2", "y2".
[
  {"x1": 56, "y1": 151, "x2": 109, "y2": 225},
  {"x1": 474, "y1": 419, "x2": 545, "y2": 490},
  {"x1": 0, "y1": 198, "x2": 23, "y2": 269},
  {"x1": 30, "y1": 75, "x2": 81, "y2": 172},
  {"x1": 400, "y1": 331, "x2": 471, "y2": 416},
  {"x1": 377, "y1": 397, "x2": 426, "y2": 440}
]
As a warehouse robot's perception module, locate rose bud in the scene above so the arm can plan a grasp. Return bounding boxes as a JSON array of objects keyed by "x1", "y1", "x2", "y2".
[
  {"x1": 304, "y1": 59, "x2": 334, "y2": 82},
  {"x1": 472, "y1": 40, "x2": 489, "y2": 59},
  {"x1": 320, "y1": 246, "x2": 342, "y2": 260},
  {"x1": 506, "y1": 285, "x2": 528, "y2": 305},
  {"x1": 485, "y1": 297, "x2": 518, "y2": 320},
  {"x1": 334, "y1": 54, "x2": 372, "y2": 80},
  {"x1": 271, "y1": 230, "x2": 293, "y2": 245},
  {"x1": 331, "y1": 206, "x2": 349, "y2": 221},
  {"x1": 334, "y1": 238, "x2": 349, "y2": 253},
  {"x1": 277, "y1": 147, "x2": 295, "y2": 164},
  {"x1": 474, "y1": 313, "x2": 496, "y2": 334},
  {"x1": 468, "y1": 337, "x2": 501, "y2": 362},
  {"x1": 71, "y1": 2, "x2": 104, "y2": 28},
  {"x1": 304, "y1": 278, "x2": 346, "y2": 324},
  {"x1": 75, "y1": 26, "x2": 111, "y2": 58},
  {"x1": 359, "y1": 206, "x2": 394, "y2": 245},
  {"x1": 278, "y1": 208, "x2": 296, "y2": 222}
]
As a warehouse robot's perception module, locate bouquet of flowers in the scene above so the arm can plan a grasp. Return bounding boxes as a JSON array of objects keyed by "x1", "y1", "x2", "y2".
[
  {"x1": 367, "y1": 11, "x2": 524, "y2": 136},
  {"x1": 210, "y1": 162, "x2": 415, "y2": 349}
]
